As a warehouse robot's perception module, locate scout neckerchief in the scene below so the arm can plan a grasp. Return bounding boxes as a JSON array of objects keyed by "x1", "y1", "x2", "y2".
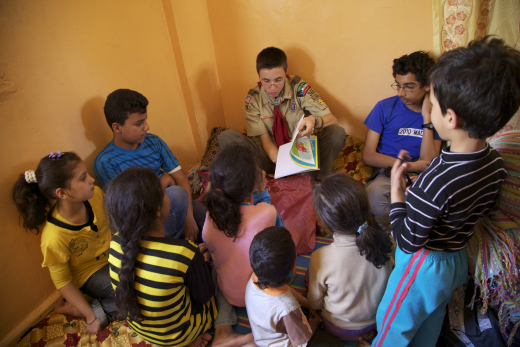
[{"x1": 258, "y1": 75, "x2": 291, "y2": 147}]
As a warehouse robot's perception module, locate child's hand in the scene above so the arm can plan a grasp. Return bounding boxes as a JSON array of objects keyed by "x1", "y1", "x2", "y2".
[
  {"x1": 390, "y1": 150, "x2": 409, "y2": 204},
  {"x1": 255, "y1": 170, "x2": 267, "y2": 193},
  {"x1": 198, "y1": 243, "x2": 211, "y2": 262},
  {"x1": 86, "y1": 317, "x2": 102, "y2": 334},
  {"x1": 308, "y1": 314, "x2": 322, "y2": 332}
]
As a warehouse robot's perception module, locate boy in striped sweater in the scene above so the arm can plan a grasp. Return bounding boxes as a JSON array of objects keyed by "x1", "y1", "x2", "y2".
[{"x1": 364, "y1": 37, "x2": 520, "y2": 347}]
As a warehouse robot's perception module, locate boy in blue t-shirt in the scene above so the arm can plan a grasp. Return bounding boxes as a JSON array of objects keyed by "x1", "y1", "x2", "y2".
[
  {"x1": 94, "y1": 89, "x2": 205, "y2": 241},
  {"x1": 363, "y1": 51, "x2": 441, "y2": 217},
  {"x1": 360, "y1": 37, "x2": 520, "y2": 347}
]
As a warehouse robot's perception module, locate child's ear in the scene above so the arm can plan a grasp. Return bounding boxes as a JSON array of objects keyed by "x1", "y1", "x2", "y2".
[
  {"x1": 112, "y1": 122, "x2": 121, "y2": 133},
  {"x1": 445, "y1": 108, "x2": 461, "y2": 130},
  {"x1": 424, "y1": 85, "x2": 430, "y2": 92},
  {"x1": 55, "y1": 188, "x2": 69, "y2": 200}
]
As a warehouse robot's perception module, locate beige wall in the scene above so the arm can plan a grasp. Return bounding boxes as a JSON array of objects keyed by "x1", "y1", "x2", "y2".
[
  {"x1": 208, "y1": 0, "x2": 434, "y2": 138},
  {"x1": 0, "y1": 0, "x2": 433, "y2": 342}
]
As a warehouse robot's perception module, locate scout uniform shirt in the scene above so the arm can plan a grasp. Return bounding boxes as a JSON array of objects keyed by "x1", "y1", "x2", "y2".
[{"x1": 244, "y1": 75, "x2": 331, "y2": 140}]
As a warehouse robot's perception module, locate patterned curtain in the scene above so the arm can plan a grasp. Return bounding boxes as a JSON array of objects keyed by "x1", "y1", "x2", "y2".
[{"x1": 432, "y1": 0, "x2": 520, "y2": 135}]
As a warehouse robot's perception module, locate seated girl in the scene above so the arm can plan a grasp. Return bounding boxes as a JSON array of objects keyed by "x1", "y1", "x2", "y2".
[
  {"x1": 202, "y1": 144, "x2": 284, "y2": 307},
  {"x1": 307, "y1": 173, "x2": 394, "y2": 341},
  {"x1": 106, "y1": 167, "x2": 253, "y2": 347},
  {"x1": 106, "y1": 167, "x2": 216, "y2": 347},
  {"x1": 12, "y1": 151, "x2": 115, "y2": 333}
]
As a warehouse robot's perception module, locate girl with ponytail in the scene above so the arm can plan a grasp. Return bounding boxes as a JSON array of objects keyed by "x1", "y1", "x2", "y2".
[
  {"x1": 106, "y1": 167, "x2": 221, "y2": 347},
  {"x1": 307, "y1": 173, "x2": 393, "y2": 341},
  {"x1": 12, "y1": 151, "x2": 115, "y2": 333},
  {"x1": 202, "y1": 144, "x2": 284, "y2": 309}
]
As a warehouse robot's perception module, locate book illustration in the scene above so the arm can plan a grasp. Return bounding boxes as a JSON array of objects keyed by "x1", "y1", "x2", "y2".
[
  {"x1": 274, "y1": 114, "x2": 320, "y2": 179},
  {"x1": 290, "y1": 136, "x2": 318, "y2": 169}
]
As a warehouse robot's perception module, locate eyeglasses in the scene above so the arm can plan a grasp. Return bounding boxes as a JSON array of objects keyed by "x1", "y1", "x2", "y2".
[
  {"x1": 262, "y1": 79, "x2": 285, "y2": 87},
  {"x1": 391, "y1": 82, "x2": 419, "y2": 92}
]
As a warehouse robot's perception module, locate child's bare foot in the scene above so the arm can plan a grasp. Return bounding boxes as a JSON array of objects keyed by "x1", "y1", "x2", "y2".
[
  {"x1": 212, "y1": 325, "x2": 255, "y2": 347},
  {"x1": 188, "y1": 332, "x2": 212, "y2": 347},
  {"x1": 359, "y1": 329, "x2": 376, "y2": 341},
  {"x1": 55, "y1": 300, "x2": 83, "y2": 317},
  {"x1": 357, "y1": 336, "x2": 372, "y2": 347}
]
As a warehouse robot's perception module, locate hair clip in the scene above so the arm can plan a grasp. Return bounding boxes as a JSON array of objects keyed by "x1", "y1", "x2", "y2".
[
  {"x1": 25, "y1": 170, "x2": 37, "y2": 184},
  {"x1": 357, "y1": 222, "x2": 368, "y2": 234},
  {"x1": 49, "y1": 151, "x2": 63, "y2": 160}
]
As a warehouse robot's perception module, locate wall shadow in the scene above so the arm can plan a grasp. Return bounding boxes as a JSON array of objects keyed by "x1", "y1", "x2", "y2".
[{"x1": 81, "y1": 96, "x2": 111, "y2": 182}]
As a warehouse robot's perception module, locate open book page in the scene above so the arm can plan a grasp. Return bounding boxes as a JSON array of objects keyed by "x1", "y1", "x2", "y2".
[{"x1": 274, "y1": 115, "x2": 320, "y2": 179}]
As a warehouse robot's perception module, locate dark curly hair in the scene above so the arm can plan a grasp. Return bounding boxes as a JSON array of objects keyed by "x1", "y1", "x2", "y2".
[
  {"x1": 12, "y1": 152, "x2": 82, "y2": 234},
  {"x1": 430, "y1": 36, "x2": 520, "y2": 139},
  {"x1": 203, "y1": 144, "x2": 261, "y2": 240},
  {"x1": 249, "y1": 226, "x2": 296, "y2": 289},
  {"x1": 256, "y1": 47, "x2": 288, "y2": 73},
  {"x1": 392, "y1": 51, "x2": 435, "y2": 87},
  {"x1": 104, "y1": 89, "x2": 148, "y2": 129},
  {"x1": 104, "y1": 167, "x2": 164, "y2": 321},
  {"x1": 313, "y1": 173, "x2": 392, "y2": 268}
]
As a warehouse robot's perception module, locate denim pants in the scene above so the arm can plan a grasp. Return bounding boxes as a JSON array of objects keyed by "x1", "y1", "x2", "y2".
[
  {"x1": 80, "y1": 264, "x2": 117, "y2": 327},
  {"x1": 163, "y1": 186, "x2": 207, "y2": 240}
]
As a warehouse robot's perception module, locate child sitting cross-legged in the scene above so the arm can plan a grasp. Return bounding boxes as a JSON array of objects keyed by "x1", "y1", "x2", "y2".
[
  {"x1": 246, "y1": 226, "x2": 343, "y2": 347},
  {"x1": 308, "y1": 173, "x2": 393, "y2": 341}
]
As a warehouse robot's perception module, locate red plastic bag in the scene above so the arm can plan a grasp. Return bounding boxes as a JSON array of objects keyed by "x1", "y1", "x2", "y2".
[{"x1": 266, "y1": 174, "x2": 316, "y2": 255}]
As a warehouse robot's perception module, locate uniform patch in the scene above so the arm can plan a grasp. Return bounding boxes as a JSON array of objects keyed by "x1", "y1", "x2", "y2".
[
  {"x1": 245, "y1": 104, "x2": 250, "y2": 112},
  {"x1": 68, "y1": 237, "x2": 89, "y2": 257},
  {"x1": 307, "y1": 89, "x2": 320, "y2": 101},
  {"x1": 317, "y1": 99, "x2": 325, "y2": 105},
  {"x1": 297, "y1": 82, "x2": 311, "y2": 97},
  {"x1": 291, "y1": 101, "x2": 296, "y2": 112},
  {"x1": 288, "y1": 90, "x2": 292, "y2": 98},
  {"x1": 261, "y1": 115, "x2": 274, "y2": 120},
  {"x1": 245, "y1": 95, "x2": 252, "y2": 104}
]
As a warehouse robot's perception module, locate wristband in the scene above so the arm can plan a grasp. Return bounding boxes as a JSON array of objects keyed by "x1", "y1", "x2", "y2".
[
  {"x1": 421, "y1": 122, "x2": 434, "y2": 130},
  {"x1": 86, "y1": 317, "x2": 97, "y2": 325}
]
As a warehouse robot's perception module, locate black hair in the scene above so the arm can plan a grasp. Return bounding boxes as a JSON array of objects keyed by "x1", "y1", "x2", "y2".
[
  {"x1": 430, "y1": 36, "x2": 520, "y2": 139},
  {"x1": 202, "y1": 144, "x2": 261, "y2": 239},
  {"x1": 249, "y1": 226, "x2": 295, "y2": 289},
  {"x1": 12, "y1": 152, "x2": 82, "y2": 234},
  {"x1": 256, "y1": 47, "x2": 288, "y2": 73},
  {"x1": 103, "y1": 89, "x2": 148, "y2": 129},
  {"x1": 313, "y1": 173, "x2": 392, "y2": 268},
  {"x1": 392, "y1": 51, "x2": 435, "y2": 87},
  {"x1": 104, "y1": 167, "x2": 164, "y2": 321}
]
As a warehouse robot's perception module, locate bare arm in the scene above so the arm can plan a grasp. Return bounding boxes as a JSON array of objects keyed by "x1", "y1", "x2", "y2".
[
  {"x1": 419, "y1": 94, "x2": 442, "y2": 162},
  {"x1": 363, "y1": 129, "x2": 398, "y2": 169},
  {"x1": 170, "y1": 170, "x2": 198, "y2": 241},
  {"x1": 58, "y1": 282, "x2": 101, "y2": 333},
  {"x1": 259, "y1": 133, "x2": 279, "y2": 163}
]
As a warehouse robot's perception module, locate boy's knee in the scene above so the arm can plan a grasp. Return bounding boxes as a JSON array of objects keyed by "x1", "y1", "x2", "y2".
[
  {"x1": 321, "y1": 124, "x2": 347, "y2": 147},
  {"x1": 165, "y1": 185, "x2": 189, "y2": 210},
  {"x1": 217, "y1": 129, "x2": 243, "y2": 149}
]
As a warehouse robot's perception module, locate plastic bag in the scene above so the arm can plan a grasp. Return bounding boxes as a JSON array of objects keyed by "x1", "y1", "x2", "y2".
[{"x1": 266, "y1": 174, "x2": 316, "y2": 255}]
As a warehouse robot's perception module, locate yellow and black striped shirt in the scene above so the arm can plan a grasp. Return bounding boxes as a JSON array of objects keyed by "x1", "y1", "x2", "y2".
[{"x1": 109, "y1": 235, "x2": 217, "y2": 346}]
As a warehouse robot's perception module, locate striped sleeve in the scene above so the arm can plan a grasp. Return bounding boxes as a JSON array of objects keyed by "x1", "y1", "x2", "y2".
[{"x1": 389, "y1": 185, "x2": 440, "y2": 254}]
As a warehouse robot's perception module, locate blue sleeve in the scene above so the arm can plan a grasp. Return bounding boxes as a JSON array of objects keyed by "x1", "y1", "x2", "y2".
[
  {"x1": 94, "y1": 151, "x2": 117, "y2": 186},
  {"x1": 253, "y1": 190, "x2": 285, "y2": 227},
  {"x1": 364, "y1": 101, "x2": 385, "y2": 134},
  {"x1": 152, "y1": 135, "x2": 180, "y2": 173}
]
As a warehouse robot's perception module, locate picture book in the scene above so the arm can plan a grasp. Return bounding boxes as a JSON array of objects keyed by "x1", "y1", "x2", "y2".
[{"x1": 274, "y1": 115, "x2": 320, "y2": 179}]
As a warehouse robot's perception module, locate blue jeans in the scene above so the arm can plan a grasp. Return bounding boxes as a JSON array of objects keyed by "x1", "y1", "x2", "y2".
[
  {"x1": 163, "y1": 186, "x2": 207, "y2": 239},
  {"x1": 80, "y1": 264, "x2": 117, "y2": 327}
]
